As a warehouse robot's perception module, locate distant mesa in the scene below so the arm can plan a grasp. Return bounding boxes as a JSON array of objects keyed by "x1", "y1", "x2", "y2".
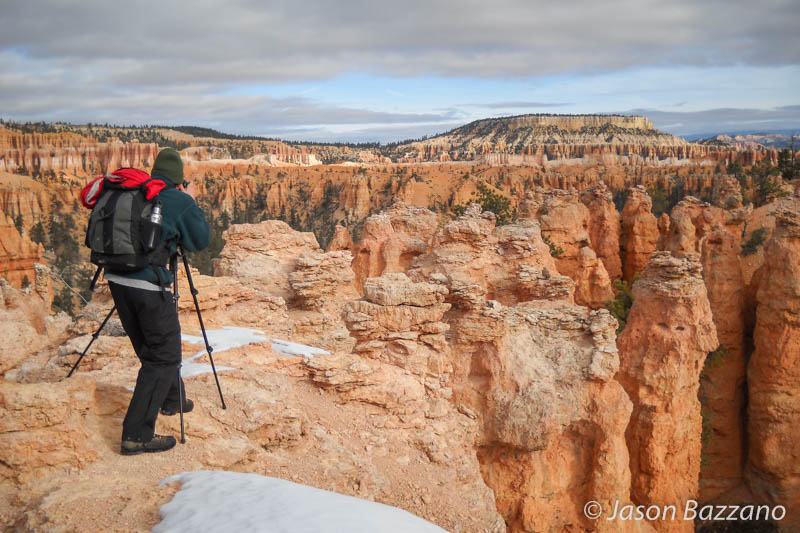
[{"x1": 453, "y1": 113, "x2": 655, "y2": 133}]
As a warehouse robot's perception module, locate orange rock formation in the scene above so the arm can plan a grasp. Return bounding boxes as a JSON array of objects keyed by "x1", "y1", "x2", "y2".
[
  {"x1": 0, "y1": 212, "x2": 43, "y2": 288},
  {"x1": 349, "y1": 202, "x2": 439, "y2": 291},
  {"x1": 746, "y1": 207, "x2": 800, "y2": 525},
  {"x1": 213, "y1": 220, "x2": 321, "y2": 300},
  {"x1": 617, "y1": 252, "x2": 718, "y2": 532},
  {"x1": 620, "y1": 186, "x2": 659, "y2": 280},
  {"x1": 581, "y1": 182, "x2": 623, "y2": 280}
]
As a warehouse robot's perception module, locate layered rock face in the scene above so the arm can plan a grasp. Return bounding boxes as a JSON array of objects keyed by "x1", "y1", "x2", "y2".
[
  {"x1": 402, "y1": 205, "x2": 642, "y2": 531},
  {"x1": 349, "y1": 202, "x2": 439, "y2": 291},
  {"x1": 214, "y1": 220, "x2": 321, "y2": 300},
  {"x1": 0, "y1": 126, "x2": 158, "y2": 176},
  {"x1": 447, "y1": 297, "x2": 643, "y2": 532},
  {"x1": 387, "y1": 114, "x2": 723, "y2": 165},
  {"x1": 617, "y1": 252, "x2": 718, "y2": 532},
  {"x1": 580, "y1": 182, "x2": 623, "y2": 280},
  {"x1": 0, "y1": 212, "x2": 43, "y2": 288},
  {"x1": 326, "y1": 224, "x2": 354, "y2": 252},
  {"x1": 408, "y1": 204, "x2": 568, "y2": 307},
  {"x1": 662, "y1": 197, "x2": 730, "y2": 256},
  {"x1": 698, "y1": 224, "x2": 748, "y2": 501},
  {"x1": 746, "y1": 208, "x2": 800, "y2": 523},
  {"x1": 620, "y1": 186, "x2": 659, "y2": 280},
  {"x1": 0, "y1": 375, "x2": 97, "y2": 481},
  {"x1": 288, "y1": 250, "x2": 359, "y2": 351},
  {"x1": 340, "y1": 273, "x2": 452, "y2": 403},
  {"x1": 174, "y1": 268, "x2": 290, "y2": 336},
  {"x1": 0, "y1": 265, "x2": 65, "y2": 377},
  {"x1": 289, "y1": 251, "x2": 358, "y2": 311},
  {"x1": 533, "y1": 189, "x2": 613, "y2": 308}
]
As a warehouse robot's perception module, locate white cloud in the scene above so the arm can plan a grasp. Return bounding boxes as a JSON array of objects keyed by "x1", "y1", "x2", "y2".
[
  {"x1": 3, "y1": 0, "x2": 798, "y2": 83},
  {"x1": 1, "y1": 1, "x2": 798, "y2": 141}
]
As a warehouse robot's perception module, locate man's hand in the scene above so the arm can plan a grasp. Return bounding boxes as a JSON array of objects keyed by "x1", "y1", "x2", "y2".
[{"x1": 182, "y1": 181, "x2": 197, "y2": 199}]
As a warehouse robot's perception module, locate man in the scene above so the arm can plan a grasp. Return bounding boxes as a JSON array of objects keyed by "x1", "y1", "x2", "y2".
[{"x1": 105, "y1": 148, "x2": 210, "y2": 455}]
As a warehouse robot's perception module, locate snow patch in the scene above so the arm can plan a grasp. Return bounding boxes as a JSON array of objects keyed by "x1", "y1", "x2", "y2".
[
  {"x1": 156, "y1": 470, "x2": 448, "y2": 533},
  {"x1": 180, "y1": 327, "x2": 329, "y2": 377},
  {"x1": 268, "y1": 338, "x2": 329, "y2": 358}
]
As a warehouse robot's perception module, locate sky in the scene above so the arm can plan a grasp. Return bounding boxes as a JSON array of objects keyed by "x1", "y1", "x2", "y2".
[{"x1": 1, "y1": 0, "x2": 798, "y2": 143}]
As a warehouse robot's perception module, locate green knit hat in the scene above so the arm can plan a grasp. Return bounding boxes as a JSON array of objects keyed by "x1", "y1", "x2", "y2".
[{"x1": 151, "y1": 148, "x2": 184, "y2": 185}]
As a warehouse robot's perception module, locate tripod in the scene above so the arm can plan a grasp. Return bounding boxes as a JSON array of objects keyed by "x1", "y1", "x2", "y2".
[{"x1": 67, "y1": 249, "x2": 226, "y2": 443}]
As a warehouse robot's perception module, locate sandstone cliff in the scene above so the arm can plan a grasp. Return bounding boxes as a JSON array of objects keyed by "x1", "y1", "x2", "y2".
[
  {"x1": 213, "y1": 220, "x2": 321, "y2": 300},
  {"x1": 386, "y1": 114, "x2": 727, "y2": 166},
  {"x1": 580, "y1": 182, "x2": 623, "y2": 280},
  {"x1": 446, "y1": 297, "x2": 645, "y2": 532},
  {"x1": 0, "y1": 211, "x2": 43, "y2": 288},
  {"x1": 698, "y1": 224, "x2": 748, "y2": 501},
  {"x1": 620, "y1": 186, "x2": 659, "y2": 280},
  {"x1": 408, "y1": 204, "x2": 569, "y2": 308},
  {"x1": 0, "y1": 125, "x2": 159, "y2": 176},
  {"x1": 531, "y1": 189, "x2": 613, "y2": 307},
  {"x1": 349, "y1": 202, "x2": 439, "y2": 291},
  {"x1": 617, "y1": 252, "x2": 718, "y2": 532},
  {"x1": 746, "y1": 207, "x2": 800, "y2": 524}
]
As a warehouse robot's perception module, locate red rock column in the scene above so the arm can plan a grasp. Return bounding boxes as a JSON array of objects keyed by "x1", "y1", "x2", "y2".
[
  {"x1": 617, "y1": 252, "x2": 718, "y2": 532},
  {"x1": 580, "y1": 182, "x2": 623, "y2": 281},
  {"x1": 746, "y1": 207, "x2": 800, "y2": 524},
  {"x1": 620, "y1": 186, "x2": 659, "y2": 281},
  {"x1": 698, "y1": 224, "x2": 748, "y2": 501}
]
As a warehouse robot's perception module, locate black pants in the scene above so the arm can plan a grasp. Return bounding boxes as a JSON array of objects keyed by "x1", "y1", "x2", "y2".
[{"x1": 109, "y1": 281, "x2": 185, "y2": 442}]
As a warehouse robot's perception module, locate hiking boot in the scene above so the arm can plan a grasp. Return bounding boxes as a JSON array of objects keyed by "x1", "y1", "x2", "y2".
[
  {"x1": 120, "y1": 434, "x2": 177, "y2": 456},
  {"x1": 160, "y1": 398, "x2": 194, "y2": 416}
]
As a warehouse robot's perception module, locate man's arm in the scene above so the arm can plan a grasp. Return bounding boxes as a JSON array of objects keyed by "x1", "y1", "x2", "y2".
[{"x1": 176, "y1": 197, "x2": 211, "y2": 252}]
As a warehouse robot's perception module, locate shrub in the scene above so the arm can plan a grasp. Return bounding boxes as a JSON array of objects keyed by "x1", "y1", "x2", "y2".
[
  {"x1": 542, "y1": 234, "x2": 564, "y2": 258},
  {"x1": 741, "y1": 228, "x2": 768, "y2": 256},
  {"x1": 450, "y1": 183, "x2": 516, "y2": 225},
  {"x1": 604, "y1": 276, "x2": 637, "y2": 334}
]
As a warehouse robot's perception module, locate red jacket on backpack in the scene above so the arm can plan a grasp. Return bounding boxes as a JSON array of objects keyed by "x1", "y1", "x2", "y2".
[{"x1": 81, "y1": 168, "x2": 166, "y2": 209}]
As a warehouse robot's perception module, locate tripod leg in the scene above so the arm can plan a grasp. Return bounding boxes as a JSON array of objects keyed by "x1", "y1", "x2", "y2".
[
  {"x1": 67, "y1": 305, "x2": 116, "y2": 378},
  {"x1": 169, "y1": 255, "x2": 186, "y2": 443},
  {"x1": 89, "y1": 266, "x2": 103, "y2": 292},
  {"x1": 180, "y1": 248, "x2": 226, "y2": 409},
  {"x1": 178, "y1": 365, "x2": 185, "y2": 444}
]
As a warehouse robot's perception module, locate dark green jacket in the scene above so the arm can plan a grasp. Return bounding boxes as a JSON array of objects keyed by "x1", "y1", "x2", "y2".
[{"x1": 113, "y1": 175, "x2": 210, "y2": 284}]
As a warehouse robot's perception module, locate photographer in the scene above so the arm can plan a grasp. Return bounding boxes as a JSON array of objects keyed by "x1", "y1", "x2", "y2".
[{"x1": 104, "y1": 148, "x2": 210, "y2": 455}]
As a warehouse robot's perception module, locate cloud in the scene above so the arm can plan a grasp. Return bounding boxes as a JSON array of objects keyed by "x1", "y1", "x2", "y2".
[
  {"x1": 471, "y1": 101, "x2": 571, "y2": 109},
  {"x1": 263, "y1": 122, "x2": 464, "y2": 144},
  {"x1": 2, "y1": 1, "x2": 797, "y2": 143},
  {"x1": 2, "y1": 0, "x2": 798, "y2": 85},
  {"x1": 626, "y1": 106, "x2": 800, "y2": 136}
]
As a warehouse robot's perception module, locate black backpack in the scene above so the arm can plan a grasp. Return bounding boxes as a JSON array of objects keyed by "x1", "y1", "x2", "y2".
[{"x1": 83, "y1": 169, "x2": 169, "y2": 276}]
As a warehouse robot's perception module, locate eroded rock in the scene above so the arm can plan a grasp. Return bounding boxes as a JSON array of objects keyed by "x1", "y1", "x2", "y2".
[{"x1": 617, "y1": 252, "x2": 718, "y2": 532}]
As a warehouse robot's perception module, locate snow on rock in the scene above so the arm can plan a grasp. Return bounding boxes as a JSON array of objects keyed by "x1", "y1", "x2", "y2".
[
  {"x1": 155, "y1": 470, "x2": 448, "y2": 533},
  {"x1": 180, "y1": 326, "x2": 330, "y2": 378},
  {"x1": 267, "y1": 338, "x2": 329, "y2": 358},
  {"x1": 181, "y1": 326, "x2": 269, "y2": 355}
]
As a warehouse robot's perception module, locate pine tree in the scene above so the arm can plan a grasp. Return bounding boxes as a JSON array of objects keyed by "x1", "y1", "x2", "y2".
[{"x1": 30, "y1": 221, "x2": 47, "y2": 246}]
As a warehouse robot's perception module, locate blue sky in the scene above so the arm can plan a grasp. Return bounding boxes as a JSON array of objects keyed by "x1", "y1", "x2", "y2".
[{"x1": 1, "y1": 0, "x2": 798, "y2": 143}]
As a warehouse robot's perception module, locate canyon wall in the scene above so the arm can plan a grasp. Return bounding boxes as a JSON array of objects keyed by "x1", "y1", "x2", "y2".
[
  {"x1": 0, "y1": 212, "x2": 43, "y2": 288},
  {"x1": 746, "y1": 207, "x2": 800, "y2": 524},
  {"x1": 617, "y1": 252, "x2": 718, "y2": 532}
]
